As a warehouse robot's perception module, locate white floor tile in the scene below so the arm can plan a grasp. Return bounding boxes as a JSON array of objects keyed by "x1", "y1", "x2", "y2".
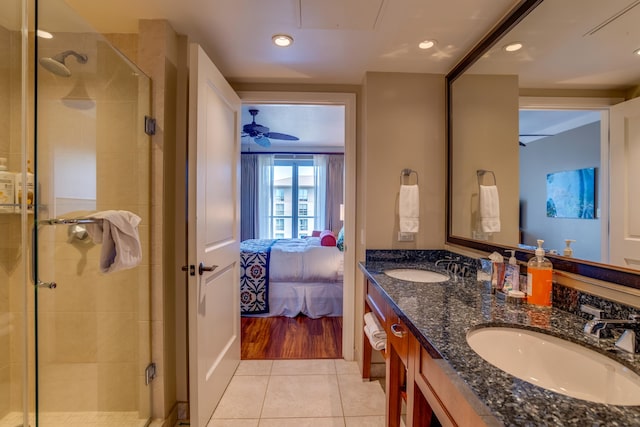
[
  {"x1": 212, "y1": 375, "x2": 269, "y2": 419},
  {"x1": 335, "y1": 359, "x2": 361, "y2": 375},
  {"x1": 259, "y1": 417, "x2": 345, "y2": 427},
  {"x1": 337, "y1": 374, "x2": 386, "y2": 417},
  {"x1": 344, "y1": 415, "x2": 386, "y2": 427},
  {"x1": 261, "y1": 374, "x2": 343, "y2": 418},
  {"x1": 207, "y1": 419, "x2": 260, "y2": 427},
  {"x1": 271, "y1": 359, "x2": 337, "y2": 376},
  {"x1": 235, "y1": 360, "x2": 273, "y2": 376}
]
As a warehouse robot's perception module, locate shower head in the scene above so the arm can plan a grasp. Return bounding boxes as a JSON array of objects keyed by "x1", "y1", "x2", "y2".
[{"x1": 38, "y1": 50, "x2": 88, "y2": 77}]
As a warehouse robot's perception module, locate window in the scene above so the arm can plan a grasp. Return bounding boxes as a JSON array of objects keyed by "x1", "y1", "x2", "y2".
[
  {"x1": 252, "y1": 153, "x2": 332, "y2": 239},
  {"x1": 275, "y1": 233, "x2": 284, "y2": 239}
]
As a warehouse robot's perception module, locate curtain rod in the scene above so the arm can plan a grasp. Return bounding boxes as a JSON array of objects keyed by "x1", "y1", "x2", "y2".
[{"x1": 241, "y1": 151, "x2": 344, "y2": 155}]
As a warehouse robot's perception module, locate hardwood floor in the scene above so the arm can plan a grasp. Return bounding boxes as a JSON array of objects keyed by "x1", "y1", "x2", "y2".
[{"x1": 241, "y1": 315, "x2": 342, "y2": 359}]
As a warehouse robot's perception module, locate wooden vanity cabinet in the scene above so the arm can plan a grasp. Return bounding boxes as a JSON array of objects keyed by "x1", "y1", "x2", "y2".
[{"x1": 364, "y1": 280, "x2": 491, "y2": 427}]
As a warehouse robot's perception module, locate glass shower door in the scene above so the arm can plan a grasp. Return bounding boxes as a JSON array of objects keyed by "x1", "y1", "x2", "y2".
[
  {"x1": 0, "y1": 1, "x2": 30, "y2": 426},
  {"x1": 34, "y1": 1, "x2": 152, "y2": 425}
]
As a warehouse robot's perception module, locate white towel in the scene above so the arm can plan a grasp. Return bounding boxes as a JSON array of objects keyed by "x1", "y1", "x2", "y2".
[
  {"x1": 85, "y1": 210, "x2": 143, "y2": 273},
  {"x1": 364, "y1": 312, "x2": 386, "y2": 340},
  {"x1": 399, "y1": 184, "x2": 419, "y2": 233},
  {"x1": 364, "y1": 325, "x2": 386, "y2": 351},
  {"x1": 479, "y1": 185, "x2": 501, "y2": 233}
]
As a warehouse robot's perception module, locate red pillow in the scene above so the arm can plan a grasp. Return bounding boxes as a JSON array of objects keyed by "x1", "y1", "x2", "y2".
[
  {"x1": 311, "y1": 230, "x2": 322, "y2": 237},
  {"x1": 319, "y1": 230, "x2": 337, "y2": 246}
]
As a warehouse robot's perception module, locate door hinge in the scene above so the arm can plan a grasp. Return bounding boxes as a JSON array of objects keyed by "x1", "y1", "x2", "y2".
[
  {"x1": 144, "y1": 116, "x2": 156, "y2": 136},
  {"x1": 145, "y1": 362, "x2": 157, "y2": 385}
]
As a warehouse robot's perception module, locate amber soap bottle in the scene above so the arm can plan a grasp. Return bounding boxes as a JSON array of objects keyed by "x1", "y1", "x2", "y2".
[{"x1": 526, "y1": 239, "x2": 553, "y2": 306}]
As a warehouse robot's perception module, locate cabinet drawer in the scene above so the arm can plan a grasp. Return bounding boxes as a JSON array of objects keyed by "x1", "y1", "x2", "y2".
[
  {"x1": 416, "y1": 347, "x2": 489, "y2": 427},
  {"x1": 366, "y1": 281, "x2": 389, "y2": 328},
  {"x1": 388, "y1": 315, "x2": 409, "y2": 366}
]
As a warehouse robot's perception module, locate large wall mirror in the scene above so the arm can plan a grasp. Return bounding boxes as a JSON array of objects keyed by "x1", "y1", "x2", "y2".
[{"x1": 446, "y1": 0, "x2": 640, "y2": 289}]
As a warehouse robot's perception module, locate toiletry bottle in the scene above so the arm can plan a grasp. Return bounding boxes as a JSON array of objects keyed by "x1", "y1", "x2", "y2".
[
  {"x1": 563, "y1": 239, "x2": 575, "y2": 257},
  {"x1": 526, "y1": 239, "x2": 553, "y2": 306},
  {"x1": 0, "y1": 157, "x2": 15, "y2": 213},
  {"x1": 503, "y1": 249, "x2": 520, "y2": 293},
  {"x1": 15, "y1": 160, "x2": 34, "y2": 213}
]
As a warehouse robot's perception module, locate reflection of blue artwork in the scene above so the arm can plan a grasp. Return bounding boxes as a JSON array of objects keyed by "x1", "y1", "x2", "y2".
[{"x1": 546, "y1": 168, "x2": 596, "y2": 218}]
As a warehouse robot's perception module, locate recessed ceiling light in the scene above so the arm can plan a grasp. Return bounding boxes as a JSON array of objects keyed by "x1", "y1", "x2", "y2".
[
  {"x1": 634, "y1": 48, "x2": 640, "y2": 56},
  {"x1": 504, "y1": 42, "x2": 523, "y2": 52},
  {"x1": 37, "y1": 29, "x2": 53, "y2": 39},
  {"x1": 272, "y1": 34, "x2": 293, "y2": 47},
  {"x1": 418, "y1": 39, "x2": 436, "y2": 50}
]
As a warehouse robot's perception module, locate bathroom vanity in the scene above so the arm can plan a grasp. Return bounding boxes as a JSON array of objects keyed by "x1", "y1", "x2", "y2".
[{"x1": 360, "y1": 250, "x2": 640, "y2": 426}]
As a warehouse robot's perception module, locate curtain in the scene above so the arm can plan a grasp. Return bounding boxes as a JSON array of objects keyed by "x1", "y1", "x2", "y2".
[
  {"x1": 257, "y1": 155, "x2": 274, "y2": 238},
  {"x1": 240, "y1": 154, "x2": 258, "y2": 241},
  {"x1": 325, "y1": 154, "x2": 344, "y2": 234},
  {"x1": 313, "y1": 155, "x2": 327, "y2": 232}
]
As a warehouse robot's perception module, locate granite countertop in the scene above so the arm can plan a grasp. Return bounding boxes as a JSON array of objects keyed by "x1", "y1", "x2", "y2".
[{"x1": 360, "y1": 259, "x2": 640, "y2": 427}]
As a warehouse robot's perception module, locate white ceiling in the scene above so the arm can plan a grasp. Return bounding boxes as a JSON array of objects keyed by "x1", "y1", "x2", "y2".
[
  {"x1": 240, "y1": 104, "x2": 345, "y2": 152},
  {"x1": 62, "y1": 0, "x2": 519, "y2": 84},
  {"x1": 50, "y1": 0, "x2": 640, "y2": 148}
]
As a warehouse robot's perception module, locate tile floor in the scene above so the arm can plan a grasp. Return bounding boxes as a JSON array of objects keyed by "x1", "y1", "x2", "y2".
[{"x1": 207, "y1": 359, "x2": 386, "y2": 427}]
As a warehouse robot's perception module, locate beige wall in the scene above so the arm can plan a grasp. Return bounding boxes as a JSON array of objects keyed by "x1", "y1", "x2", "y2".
[
  {"x1": 450, "y1": 74, "x2": 520, "y2": 246},
  {"x1": 361, "y1": 72, "x2": 446, "y2": 249},
  {"x1": 136, "y1": 19, "x2": 182, "y2": 426}
]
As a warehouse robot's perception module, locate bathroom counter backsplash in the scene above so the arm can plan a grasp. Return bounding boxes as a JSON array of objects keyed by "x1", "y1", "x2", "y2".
[{"x1": 361, "y1": 249, "x2": 640, "y2": 427}]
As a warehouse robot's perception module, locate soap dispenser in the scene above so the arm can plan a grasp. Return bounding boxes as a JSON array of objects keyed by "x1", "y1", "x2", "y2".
[
  {"x1": 526, "y1": 240, "x2": 553, "y2": 306},
  {"x1": 563, "y1": 239, "x2": 575, "y2": 257}
]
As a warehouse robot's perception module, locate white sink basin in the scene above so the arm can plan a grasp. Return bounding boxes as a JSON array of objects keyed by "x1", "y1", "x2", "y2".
[
  {"x1": 466, "y1": 327, "x2": 640, "y2": 405},
  {"x1": 384, "y1": 269, "x2": 449, "y2": 283}
]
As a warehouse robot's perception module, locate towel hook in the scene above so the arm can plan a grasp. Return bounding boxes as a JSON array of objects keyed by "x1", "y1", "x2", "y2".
[
  {"x1": 477, "y1": 169, "x2": 496, "y2": 186},
  {"x1": 400, "y1": 168, "x2": 419, "y2": 185}
]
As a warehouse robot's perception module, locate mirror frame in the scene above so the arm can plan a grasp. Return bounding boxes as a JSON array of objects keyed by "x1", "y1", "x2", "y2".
[{"x1": 445, "y1": 0, "x2": 640, "y2": 290}]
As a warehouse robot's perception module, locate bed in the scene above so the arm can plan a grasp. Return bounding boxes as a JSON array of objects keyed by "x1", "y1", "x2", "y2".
[{"x1": 240, "y1": 237, "x2": 343, "y2": 319}]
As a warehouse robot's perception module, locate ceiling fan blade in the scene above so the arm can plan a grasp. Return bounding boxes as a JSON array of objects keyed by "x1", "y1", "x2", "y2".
[
  {"x1": 243, "y1": 123, "x2": 270, "y2": 135},
  {"x1": 265, "y1": 132, "x2": 299, "y2": 141},
  {"x1": 254, "y1": 135, "x2": 271, "y2": 147}
]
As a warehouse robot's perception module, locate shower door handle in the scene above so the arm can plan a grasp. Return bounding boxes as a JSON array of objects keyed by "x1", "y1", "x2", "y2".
[
  {"x1": 198, "y1": 263, "x2": 217, "y2": 275},
  {"x1": 31, "y1": 223, "x2": 57, "y2": 290}
]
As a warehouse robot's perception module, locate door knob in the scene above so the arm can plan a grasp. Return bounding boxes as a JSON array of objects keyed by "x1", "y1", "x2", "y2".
[{"x1": 198, "y1": 263, "x2": 218, "y2": 275}]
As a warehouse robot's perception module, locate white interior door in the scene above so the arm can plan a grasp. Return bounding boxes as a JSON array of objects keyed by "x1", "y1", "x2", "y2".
[
  {"x1": 187, "y1": 43, "x2": 241, "y2": 427},
  {"x1": 609, "y1": 96, "x2": 640, "y2": 269}
]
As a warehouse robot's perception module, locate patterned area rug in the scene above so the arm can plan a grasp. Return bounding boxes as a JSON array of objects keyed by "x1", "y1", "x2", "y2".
[{"x1": 240, "y1": 239, "x2": 276, "y2": 314}]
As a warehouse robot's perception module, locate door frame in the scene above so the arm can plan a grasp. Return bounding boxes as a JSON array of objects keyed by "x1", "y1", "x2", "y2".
[
  {"x1": 237, "y1": 91, "x2": 357, "y2": 360},
  {"x1": 519, "y1": 96, "x2": 622, "y2": 263}
]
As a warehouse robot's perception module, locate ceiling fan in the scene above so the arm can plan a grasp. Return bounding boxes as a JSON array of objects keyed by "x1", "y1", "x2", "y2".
[{"x1": 242, "y1": 108, "x2": 299, "y2": 147}]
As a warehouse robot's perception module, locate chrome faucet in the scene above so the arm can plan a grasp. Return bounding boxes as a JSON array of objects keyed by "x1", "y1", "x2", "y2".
[
  {"x1": 583, "y1": 315, "x2": 640, "y2": 338},
  {"x1": 582, "y1": 304, "x2": 640, "y2": 353}
]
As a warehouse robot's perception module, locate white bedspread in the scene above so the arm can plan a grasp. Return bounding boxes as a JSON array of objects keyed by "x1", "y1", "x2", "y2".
[
  {"x1": 243, "y1": 281, "x2": 343, "y2": 319},
  {"x1": 269, "y1": 238, "x2": 344, "y2": 282}
]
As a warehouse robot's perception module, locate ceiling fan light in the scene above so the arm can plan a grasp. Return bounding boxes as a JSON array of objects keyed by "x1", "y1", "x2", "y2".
[
  {"x1": 418, "y1": 39, "x2": 436, "y2": 50},
  {"x1": 504, "y1": 42, "x2": 523, "y2": 52},
  {"x1": 272, "y1": 34, "x2": 293, "y2": 47}
]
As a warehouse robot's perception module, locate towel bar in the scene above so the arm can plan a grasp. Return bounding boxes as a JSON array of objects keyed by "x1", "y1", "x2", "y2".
[
  {"x1": 477, "y1": 169, "x2": 497, "y2": 186},
  {"x1": 38, "y1": 217, "x2": 102, "y2": 225},
  {"x1": 400, "y1": 168, "x2": 419, "y2": 185}
]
